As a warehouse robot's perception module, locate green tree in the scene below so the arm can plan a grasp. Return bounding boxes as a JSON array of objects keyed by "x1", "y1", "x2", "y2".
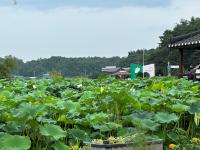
[{"x1": 0, "y1": 55, "x2": 17, "y2": 78}]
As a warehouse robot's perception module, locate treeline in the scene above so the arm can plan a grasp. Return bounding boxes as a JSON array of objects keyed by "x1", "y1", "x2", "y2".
[
  {"x1": 4, "y1": 17, "x2": 200, "y2": 78},
  {"x1": 14, "y1": 57, "x2": 121, "y2": 77}
]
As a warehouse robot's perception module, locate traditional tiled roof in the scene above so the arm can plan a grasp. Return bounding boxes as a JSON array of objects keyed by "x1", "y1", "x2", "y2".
[
  {"x1": 168, "y1": 30, "x2": 200, "y2": 48},
  {"x1": 102, "y1": 67, "x2": 130, "y2": 74},
  {"x1": 102, "y1": 67, "x2": 121, "y2": 73},
  {"x1": 112, "y1": 70, "x2": 130, "y2": 76}
]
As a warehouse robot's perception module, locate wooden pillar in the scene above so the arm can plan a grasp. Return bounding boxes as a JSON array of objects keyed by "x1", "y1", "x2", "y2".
[{"x1": 179, "y1": 48, "x2": 184, "y2": 78}]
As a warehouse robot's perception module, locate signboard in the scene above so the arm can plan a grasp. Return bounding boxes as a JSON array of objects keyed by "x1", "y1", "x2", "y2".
[
  {"x1": 143, "y1": 64, "x2": 155, "y2": 78},
  {"x1": 131, "y1": 64, "x2": 155, "y2": 79},
  {"x1": 130, "y1": 64, "x2": 143, "y2": 80}
]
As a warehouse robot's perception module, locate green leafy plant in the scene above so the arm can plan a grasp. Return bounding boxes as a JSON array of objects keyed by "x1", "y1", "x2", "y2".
[
  {"x1": 0, "y1": 133, "x2": 31, "y2": 150},
  {"x1": 0, "y1": 77, "x2": 199, "y2": 149},
  {"x1": 39, "y1": 124, "x2": 67, "y2": 141}
]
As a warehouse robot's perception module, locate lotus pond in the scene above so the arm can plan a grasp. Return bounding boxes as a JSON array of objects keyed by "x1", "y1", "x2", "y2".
[{"x1": 0, "y1": 77, "x2": 200, "y2": 150}]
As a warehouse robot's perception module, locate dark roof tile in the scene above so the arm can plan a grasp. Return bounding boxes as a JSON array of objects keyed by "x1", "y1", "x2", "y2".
[{"x1": 169, "y1": 30, "x2": 200, "y2": 48}]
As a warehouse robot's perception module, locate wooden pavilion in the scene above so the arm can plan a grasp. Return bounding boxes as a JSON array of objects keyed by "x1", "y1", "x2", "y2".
[{"x1": 169, "y1": 30, "x2": 200, "y2": 77}]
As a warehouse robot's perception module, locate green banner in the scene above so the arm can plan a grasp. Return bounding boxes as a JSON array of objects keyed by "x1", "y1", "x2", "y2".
[{"x1": 130, "y1": 64, "x2": 143, "y2": 80}]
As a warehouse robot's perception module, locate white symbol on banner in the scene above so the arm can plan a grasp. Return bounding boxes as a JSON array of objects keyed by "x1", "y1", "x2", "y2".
[{"x1": 135, "y1": 67, "x2": 140, "y2": 73}]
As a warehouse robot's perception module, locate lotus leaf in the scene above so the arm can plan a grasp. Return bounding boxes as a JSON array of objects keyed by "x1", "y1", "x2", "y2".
[
  {"x1": 40, "y1": 124, "x2": 67, "y2": 140},
  {"x1": 56, "y1": 100, "x2": 80, "y2": 113},
  {"x1": 171, "y1": 103, "x2": 190, "y2": 113},
  {"x1": 141, "y1": 119, "x2": 160, "y2": 131},
  {"x1": 0, "y1": 134, "x2": 31, "y2": 150},
  {"x1": 92, "y1": 122, "x2": 122, "y2": 132},
  {"x1": 52, "y1": 142, "x2": 69, "y2": 150},
  {"x1": 155, "y1": 112, "x2": 178, "y2": 123},
  {"x1": 189, "y1": 102, "x2": 200, "y2": 114},
  {"x1": 86, "y1": 112, "x2": 108, "y2": 123},
  {"x1": 70, "y1": 128, "x2": 91, "y2": 142}
]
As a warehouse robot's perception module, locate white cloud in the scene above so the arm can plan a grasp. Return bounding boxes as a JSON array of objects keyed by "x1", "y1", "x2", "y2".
[{"x1": 0, "y1": 0, "x2": 200, "y2": 61}]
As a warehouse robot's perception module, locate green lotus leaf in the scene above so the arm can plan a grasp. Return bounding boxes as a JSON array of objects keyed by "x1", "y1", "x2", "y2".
[
  {"x1": 141, "y1": 119, "x2": 160, "y2": 131},
  {"x1": 52, "y1": 141, "x2": 69, "y2": 150},
  {"x1": 191, "y1": 85, "x2": 199, "y2": 93},
  {"x1": 155, "y1": 112, "x2": 178, "y2": 123},
  {"x1": 37, "y1": 116, "x2": 57, "y2": 124},
  {"x1": 189, "y1": 102, "x2": 200, "y2": 114},
  {"x1": 0, "y1": 106, "x2": 7, "y2": 111},
  {"x1": 168, "y1": 89, "x2": 177, "y2": 96},
  {"x1": 39, "y1": 124, "x2": 67, "y2": 140},
  {"x1": 70, "y1": 128, "x2": 91, "y2": 142},
  {"x1": 12, "y1": 103, "x2": 46, "y2": 120},
  {"x1": 65, "y1": 100, "x2": 81, "y2": 113},
  {"x1": 56, "y1": 100, "x2": 80, "y2": 113},
  {"x1": 171, "y1": 103, "x2": 189, "y2": 113},
  {"x1": 87, "y1": 112, "x2": 108, "y2": 123},
  {"x1": 79, "y1": 91, "x2": 96, "y2": 102},
  {"x1": 148, "y1": 99, "x2": 162, "y2": 106},
  {"x1": 0, "y1": 134, "x2": 31, "y2": 150},
  {"x1": 151, "y1": 83, "x2": 162, "y2": 91},
  {"x1": 92, "y1": 123, "x2": 109, "y2": 132},
  {"x1": 167, "y1": 132, "x2": 178, "y2": 142},
  {"x1": 0, "y1": 90, "x2": 12, "y2": 98},
  {"x1": 57, "y1": 115, "x2": 66, "y2": 122},
  {"x1": 92, "y1": 122, "x2": 122, "y2": 132},
  {"x1": 140, "y1": 90, "x2": 158, "y2": 97},
  {"x1": 3, "y1": 121, "x2": 23, "y2": 133},
  {"x1": 130, "y1": 111, "x2": 155, "y2": 120},
  {"x1": 117, "y1": 127, "x2": 138, "y2": 137},
  {"x1": 168, "y1": 128, "x2": 188, "y2": 143}
]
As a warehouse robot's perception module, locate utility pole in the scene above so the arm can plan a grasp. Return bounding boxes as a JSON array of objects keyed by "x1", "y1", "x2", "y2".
[
  {"x1": 143, "y1": 49, "x2": 145, "y2": 78},
  {"x1": 84, "y1": 68, "x2": 86, "y2": 76},
  {"x1": 167, "y1": 61, "x2": 171, "y2": 76}
]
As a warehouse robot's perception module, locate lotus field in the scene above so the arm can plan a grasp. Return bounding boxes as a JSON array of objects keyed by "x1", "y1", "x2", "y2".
[{"x1": 0, "y1": 77, "x2": 200, "y2": 149}]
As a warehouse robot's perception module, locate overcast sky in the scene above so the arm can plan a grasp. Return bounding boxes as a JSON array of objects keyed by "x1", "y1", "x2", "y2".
[{"x1": 0, "y1": 0, "x2": 200, "y2": 61}]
